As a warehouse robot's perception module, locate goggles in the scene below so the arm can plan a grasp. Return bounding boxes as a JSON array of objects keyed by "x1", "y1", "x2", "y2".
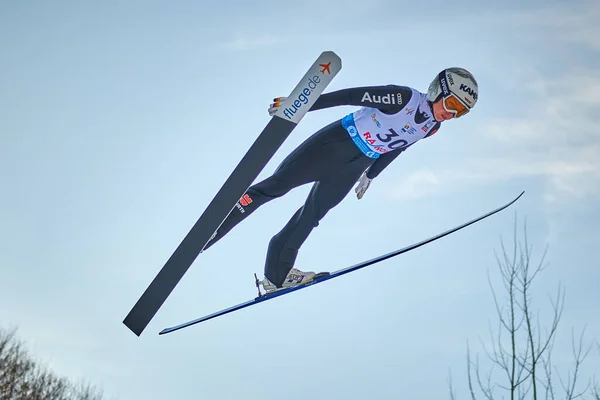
[{"x1": 442, "y1": 93, "x2": 470, "y2": 118}]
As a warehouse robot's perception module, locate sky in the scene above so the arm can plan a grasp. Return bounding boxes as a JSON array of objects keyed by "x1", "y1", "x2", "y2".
[{"x1": 1, "y1": 0, "x2": 599, "y2": 399}]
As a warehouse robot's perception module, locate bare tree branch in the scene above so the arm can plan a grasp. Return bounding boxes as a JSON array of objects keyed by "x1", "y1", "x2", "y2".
[
  {"x1": 448, "y1": 370, "x2": 457, "y2": 400},
  {"x1": 554, "y1": 327, "x2": 593, "y2": 400},
  {"x1": 467, "y1": 344, "x2": 479, "y2": 400},
  {"x1": 453, "y1": 214, "x2": 597, "y2": 400}
]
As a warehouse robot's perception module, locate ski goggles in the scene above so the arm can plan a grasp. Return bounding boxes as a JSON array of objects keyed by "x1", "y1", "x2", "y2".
[
  {"x1": 438, "y1": 71, "x2": 470, "y2": 118},
  {"x1": 442, "y1": 93, "x2": 470, "y2": 118}
]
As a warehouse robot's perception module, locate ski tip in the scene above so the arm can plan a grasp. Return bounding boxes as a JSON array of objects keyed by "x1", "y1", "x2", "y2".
[
  {"x1": 499, "y1": 190, "x2": 525, "y2": 210},
  {"x1": 514, "y1": 190, "x2": 525, "y2": 201},
  {"x1": 320, "y1": 50, "x2": 342, "y2": 64}
]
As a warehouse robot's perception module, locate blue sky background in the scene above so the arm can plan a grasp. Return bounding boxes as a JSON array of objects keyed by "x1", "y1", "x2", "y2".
[{"x1": 1, "y1": 1, "x2": 599, "y2": 399}]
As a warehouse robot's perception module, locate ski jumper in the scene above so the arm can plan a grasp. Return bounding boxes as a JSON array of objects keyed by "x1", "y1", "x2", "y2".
[{"x1": 203, "y1": 85, "x2": 442, "y2": 287}]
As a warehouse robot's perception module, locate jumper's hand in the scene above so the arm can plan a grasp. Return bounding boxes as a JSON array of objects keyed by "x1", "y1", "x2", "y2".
[
  {"x1": 268, "y1": 97, "x2": 287, "y2": 116},
  {"x1": 355, "y1": 172, "x2": 372, "y2": 200}
]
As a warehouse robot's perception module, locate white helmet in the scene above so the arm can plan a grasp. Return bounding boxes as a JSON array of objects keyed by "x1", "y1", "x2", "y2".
[{"x1": 427, "y1": 67, "x2": 478, "y2": 117}]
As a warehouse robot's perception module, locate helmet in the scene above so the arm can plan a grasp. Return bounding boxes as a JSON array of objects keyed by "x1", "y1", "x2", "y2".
[{"x1": 427, "y1": 67, "x2": 478, "y2": 117}]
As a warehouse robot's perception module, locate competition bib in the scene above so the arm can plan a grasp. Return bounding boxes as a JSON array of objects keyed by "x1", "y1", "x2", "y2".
[{"x1": 342, "y1": 88, "x2": 438, "y2": 158}]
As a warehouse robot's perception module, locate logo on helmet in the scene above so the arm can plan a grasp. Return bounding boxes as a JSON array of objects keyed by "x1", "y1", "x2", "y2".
[
  {"x1": 447, "y1": 73, "x2": 455, "y2": 86},
  {"x1": 440, "y1": 77, "x2": 450, "y2": 96},
  {"x1": 459, "y1": 84, "x2": 478, "y2": 101}
]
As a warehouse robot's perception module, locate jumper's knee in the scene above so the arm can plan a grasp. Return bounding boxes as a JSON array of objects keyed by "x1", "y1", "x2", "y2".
[{"x1": 249, "y1": 180, "x2": 291, "y2": 200}]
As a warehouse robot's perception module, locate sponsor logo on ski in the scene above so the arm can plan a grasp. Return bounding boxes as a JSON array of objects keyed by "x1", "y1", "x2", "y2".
[
  {"x1": 282, "y1": 75, "x2": 323, "y2": 120},
  {"x1": 319, "y1": 62, "x2": 331, "y2": 74},
  {"x1": 361, "y1": 92, "x2": 402, "y2": 105}
]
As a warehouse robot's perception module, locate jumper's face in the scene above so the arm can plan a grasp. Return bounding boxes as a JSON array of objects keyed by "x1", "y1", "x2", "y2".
[{"x1": 432, "y1": 98, "x2": 457, "y2": 121}]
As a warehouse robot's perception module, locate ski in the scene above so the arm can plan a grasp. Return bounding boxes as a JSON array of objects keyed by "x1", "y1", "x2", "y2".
[
  {"x1": 159, "y1": 191, "x2": 525, "y2": 335},
  {"x1": 123, "y1": 51, "x2": 343, "y2": 336}
]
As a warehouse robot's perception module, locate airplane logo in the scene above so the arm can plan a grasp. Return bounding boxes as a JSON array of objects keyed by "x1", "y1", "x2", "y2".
[{"x1": 319, "y1": 62, "x2": 331, "y2": 74}]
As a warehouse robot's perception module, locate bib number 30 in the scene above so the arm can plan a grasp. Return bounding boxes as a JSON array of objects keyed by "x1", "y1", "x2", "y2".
[{"x1": 376, "y1": 128, "x2": 408, "y2": 150}]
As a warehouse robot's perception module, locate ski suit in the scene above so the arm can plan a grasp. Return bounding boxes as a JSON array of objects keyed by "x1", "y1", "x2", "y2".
[{"x1": 203, "y1": 84, "x2": 442, "y2": 287}]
